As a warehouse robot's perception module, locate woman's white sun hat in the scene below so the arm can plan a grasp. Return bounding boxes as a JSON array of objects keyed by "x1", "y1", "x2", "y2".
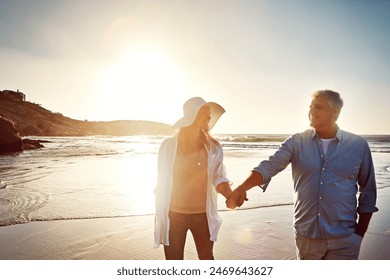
[{"x1": 172, "y1": 97, "x2": 225, "y2": 130}]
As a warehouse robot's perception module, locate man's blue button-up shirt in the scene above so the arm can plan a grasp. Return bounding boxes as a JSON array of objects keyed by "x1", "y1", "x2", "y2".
[{"x1": 253, "y1": 128, "x2": 378, "y2": 239}]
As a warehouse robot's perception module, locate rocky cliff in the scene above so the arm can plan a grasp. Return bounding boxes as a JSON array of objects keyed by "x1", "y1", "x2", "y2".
[
  {"x1": 0, "y1": 116, "x2": 23, "y2": 153},
  {"x1": 0, "y1": 91, "x2": 173, "y2": 137}
]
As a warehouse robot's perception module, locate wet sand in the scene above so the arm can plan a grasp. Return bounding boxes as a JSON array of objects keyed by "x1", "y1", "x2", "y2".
[{"x1": 0, "y1": 186, "x2": 389, "y2": 260}]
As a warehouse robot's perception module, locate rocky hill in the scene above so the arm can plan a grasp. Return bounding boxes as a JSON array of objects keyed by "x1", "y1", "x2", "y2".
[{"x1": 0, "y1": 90, "x2": 173, "y2": 136}]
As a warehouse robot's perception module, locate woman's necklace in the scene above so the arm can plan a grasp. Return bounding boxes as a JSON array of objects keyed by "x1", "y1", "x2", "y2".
[
  {"x1": 197, "y1": 146, "x2": 206, "y2": 167},
  {"x1": 180, "y1": 146, "x2": 204, "y2": 167}
]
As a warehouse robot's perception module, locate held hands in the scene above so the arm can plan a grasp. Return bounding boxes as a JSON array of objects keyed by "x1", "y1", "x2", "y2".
[
  {"x1": 225, "y1": 187, "x2": 248, "y2": 209},
  {"x1": 224, "y1": 172, "x2": 262, "y2": 209}
]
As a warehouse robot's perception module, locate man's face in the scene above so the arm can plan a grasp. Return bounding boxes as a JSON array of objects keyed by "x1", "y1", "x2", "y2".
[{"x1": 309, "y1": 96, "x2": 339, "y2": 130}]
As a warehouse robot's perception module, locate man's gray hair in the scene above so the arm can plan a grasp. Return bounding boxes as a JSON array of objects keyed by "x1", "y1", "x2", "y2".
[{"x1": 312, "y1": 89, "x2": 344, "y2": 110}]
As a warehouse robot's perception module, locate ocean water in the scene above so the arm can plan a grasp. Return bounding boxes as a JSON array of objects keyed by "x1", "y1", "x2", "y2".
[{"x1": 0, "y1": 134, "x2": 389, "y2": 227}]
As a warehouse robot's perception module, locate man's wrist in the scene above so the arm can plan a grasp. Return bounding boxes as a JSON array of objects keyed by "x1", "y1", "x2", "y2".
[
  {"x1": 355, "y1": 226, "x2": 366, "y2": 238},
  {"x1": 236, "y1": 184, "x2": 248, "y2": 194}
]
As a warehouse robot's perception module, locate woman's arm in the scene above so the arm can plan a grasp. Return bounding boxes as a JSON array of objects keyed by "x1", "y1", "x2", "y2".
[{"x1": 216, "y1": 181, "x2": 232, "y2": 199}]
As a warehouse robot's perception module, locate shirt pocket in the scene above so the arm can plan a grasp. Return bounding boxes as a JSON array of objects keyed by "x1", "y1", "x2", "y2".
[{"x1": 332, "y1": 157, "x2": 361, "y2": 179}]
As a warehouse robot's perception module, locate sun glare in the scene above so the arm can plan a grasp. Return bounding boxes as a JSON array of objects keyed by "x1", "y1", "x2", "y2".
[
  {"x1": 115, "y1": 153, "x2": 157, "y2": 215},
  {"x1": 99, "y1": 48, "x2": 186, "y2": 122}
]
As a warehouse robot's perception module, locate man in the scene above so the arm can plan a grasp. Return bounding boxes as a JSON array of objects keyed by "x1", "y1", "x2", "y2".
[{"x1": 228, "y1": 90, "x2": 378, "y2": 260}]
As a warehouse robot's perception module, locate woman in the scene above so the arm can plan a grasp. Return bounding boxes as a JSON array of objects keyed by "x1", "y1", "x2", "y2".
[{"x1": 154, "y1": 97, "x2": 233, "y2": 260}]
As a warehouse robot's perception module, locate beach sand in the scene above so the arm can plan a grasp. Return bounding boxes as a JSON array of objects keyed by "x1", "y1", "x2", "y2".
[
  {"x1": 0, "y1": 186, "x2": 389, "y2": 260},
  {"x1": 0, "y1": 205, "x2": 294, "y2": 260}
]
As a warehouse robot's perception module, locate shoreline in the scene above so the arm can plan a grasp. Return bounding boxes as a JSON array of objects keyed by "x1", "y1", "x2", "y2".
[{"x1": 1, "y1": 185, "x2": 389, "y2": 260}]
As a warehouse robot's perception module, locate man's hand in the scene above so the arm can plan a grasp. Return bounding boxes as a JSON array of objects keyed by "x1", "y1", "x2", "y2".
[{"x1": 225, "y1": 188, "x2": 248, "y2": 209}]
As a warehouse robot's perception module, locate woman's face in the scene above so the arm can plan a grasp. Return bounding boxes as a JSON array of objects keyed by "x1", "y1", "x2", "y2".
[{"x1": 194, "y1": 106, "x2": 211, "y2": 131}]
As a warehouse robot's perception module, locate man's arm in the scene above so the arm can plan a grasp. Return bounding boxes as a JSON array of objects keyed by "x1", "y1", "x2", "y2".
[
  {"x1": 226, "y1": 171, "x2": 264, "y2": 208},
  {"x1": 236, "y1": 171, "x2": 264, "y2": 193},
  {"x1": 355, "y1": 141, "x2": 377, "y2": 237},
  {"x1": 355, "y1": 212, "x2": 373, "y2": 238}
]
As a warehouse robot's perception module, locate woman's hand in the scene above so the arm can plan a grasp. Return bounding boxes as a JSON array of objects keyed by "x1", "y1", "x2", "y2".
[{"x1": 225, "y1": 188, "x2": 248, "y2": 209}]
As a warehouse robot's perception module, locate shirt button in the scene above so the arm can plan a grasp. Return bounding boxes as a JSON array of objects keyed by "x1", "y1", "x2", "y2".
[
  {"x1": 318, "y1": 213, "x2": 321, "y2": 216},
  {"x1": 319, "y1": 196, "x2": 323, "y2": 200},
  {"x1": 320, "y1": 182, "x2": 324, "y2": 185},
  {"x1": 322, "y1": 168, "x2": 325, "y2": 171}
]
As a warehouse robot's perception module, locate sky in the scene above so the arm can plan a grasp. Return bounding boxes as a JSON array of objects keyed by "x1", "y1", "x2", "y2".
[{"x1": 0, "y1": 0, "x2": 389, "y2": 135}]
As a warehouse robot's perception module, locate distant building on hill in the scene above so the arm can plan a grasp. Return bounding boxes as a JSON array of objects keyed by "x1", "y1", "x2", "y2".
[{"x1": 0, "y1": 89, "x2": 26, "y2": 101}]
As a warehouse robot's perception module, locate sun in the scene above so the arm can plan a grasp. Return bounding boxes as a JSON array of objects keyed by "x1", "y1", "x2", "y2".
[{"x1": 98, "y1": 47, "x2": 188, "y2": 123}]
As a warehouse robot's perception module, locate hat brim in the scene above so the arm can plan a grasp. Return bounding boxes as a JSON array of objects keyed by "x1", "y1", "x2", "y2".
[{"x1": 172, "y1": 102, "x2": 225, "y2": 131}]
